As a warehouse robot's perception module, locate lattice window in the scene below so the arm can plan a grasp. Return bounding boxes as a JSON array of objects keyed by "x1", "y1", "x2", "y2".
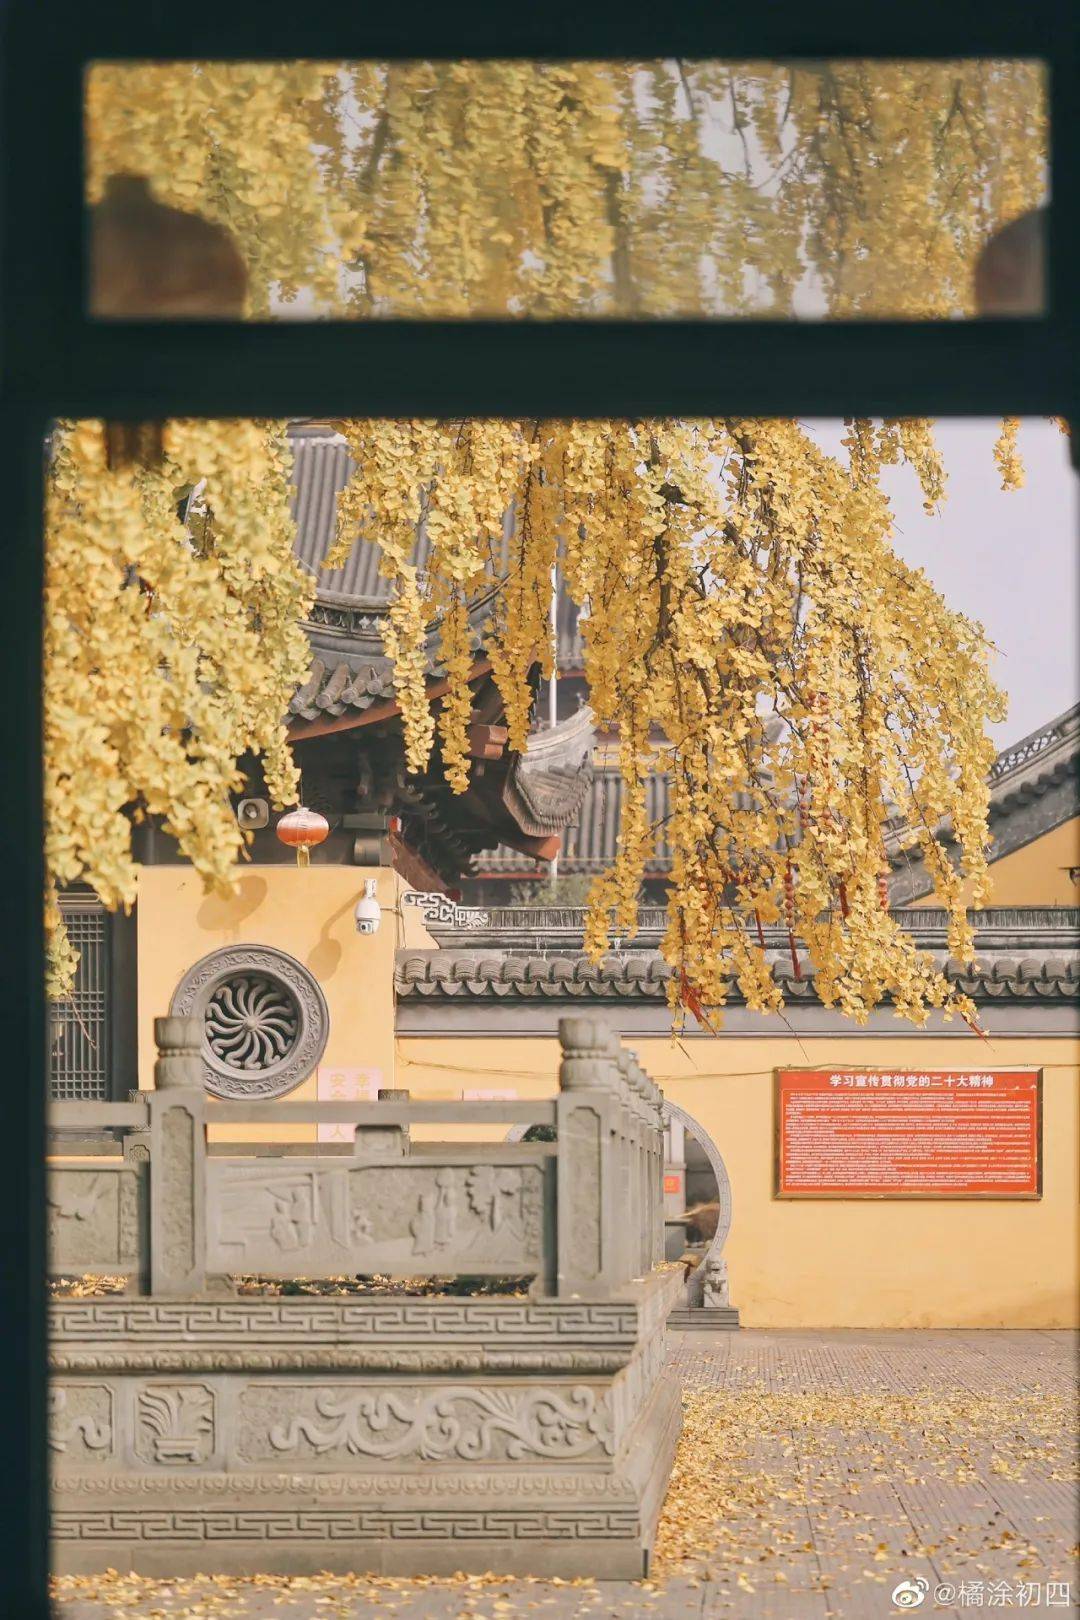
[{"x1": 49, "y1": 897, "x2": 111, "y2": 1101}]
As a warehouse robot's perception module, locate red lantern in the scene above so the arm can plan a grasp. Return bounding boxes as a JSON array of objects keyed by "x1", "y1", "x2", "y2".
[{"x1": 275, "y1": 806, "x2": 330, "y2": 868}]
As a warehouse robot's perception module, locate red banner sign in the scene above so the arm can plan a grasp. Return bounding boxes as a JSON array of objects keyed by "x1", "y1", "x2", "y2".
[{"x1": 776, "y1": 1070, "x2": 1041, "y2": 1198}]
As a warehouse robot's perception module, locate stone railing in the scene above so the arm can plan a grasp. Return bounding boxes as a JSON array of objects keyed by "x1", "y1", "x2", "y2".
[
  {"x1": 48, "y1": 1015, "x2": 665, "y2": 1299},
  {"x1": 48, "y1": 1015, "x2": 683, "y2": 1580}
]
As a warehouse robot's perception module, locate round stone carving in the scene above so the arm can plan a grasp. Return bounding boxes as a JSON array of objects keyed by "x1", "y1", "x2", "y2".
[
  {"x1": 205, "y1": 974, "x2": 300, "y2": 1069},
  {"x1": 169, "y1": 946, "x2": 329, "y2": 1099}
]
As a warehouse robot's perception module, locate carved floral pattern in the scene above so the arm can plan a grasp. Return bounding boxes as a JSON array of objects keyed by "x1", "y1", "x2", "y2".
[
  {"x1": 205, "y1": 974, "x2": 299, "y2": 1070},
  {"x1": 267, "y1": 1385, "x2": 614, "y2": 1462},
  {"x1": 135, "y1": 1384, "x2": 215, "y2": 1465}
]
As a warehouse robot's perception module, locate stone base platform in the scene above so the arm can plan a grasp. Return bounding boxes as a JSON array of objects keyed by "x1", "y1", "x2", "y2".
[
  {"x1": 667, "y1": 1306, "x2": 741, "y2": 1330},
  {"x1": 51, "y1": 1272, "x2": 683, "y2": 1579}
]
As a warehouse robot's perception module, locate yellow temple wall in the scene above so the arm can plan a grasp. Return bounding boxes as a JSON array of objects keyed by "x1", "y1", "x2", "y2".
[
  {"x1": 914, "y1": 816, "x2": 1080, "y2": 907},
  {"x1": 133, "y1": 853, "x2": 1078, "y2": 1328},
  {"x1": 986, "y1": 817, "x2": 1080, "y2": 905},
  {"x1": 135, "y1": 865, "x2": 419, "y2": 1139},
  {"x1": 396, "y1": 1032, "x2": 1080, "y2": 1330}
]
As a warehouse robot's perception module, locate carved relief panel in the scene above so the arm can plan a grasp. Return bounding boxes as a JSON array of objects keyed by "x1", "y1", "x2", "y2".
[
  {"x1": 132, "y1": 1383, "x2": 217, "y2": 1467},
  {"x1": 205, "y1": 1159, "x2": 548, "y2": 1277},
  {"x1": 235, "y1": 1382, "x2": 615, "y2": 1466},
  {"x1": 48, "y1": 1168, "x2": 143, "y2": 1273},
  {"x1": 48, "y1": 1386, "x2": 114, "y2": 1464}
]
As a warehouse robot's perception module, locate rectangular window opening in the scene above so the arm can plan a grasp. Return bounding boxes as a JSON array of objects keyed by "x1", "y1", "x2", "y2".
[{"x1": 86, "y1": 58, "x2": 1049, "y2": 323}]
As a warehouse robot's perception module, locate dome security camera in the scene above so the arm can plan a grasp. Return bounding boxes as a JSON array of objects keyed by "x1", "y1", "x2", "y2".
[{"x1": 354, "y1": 878, "x2": 382, "y2": 936}]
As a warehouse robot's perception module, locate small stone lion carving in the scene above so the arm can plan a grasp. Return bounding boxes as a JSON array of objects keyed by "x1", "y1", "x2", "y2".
[{"x1": 702, "y1": 1255, "x2": 730, "y2": 1308}]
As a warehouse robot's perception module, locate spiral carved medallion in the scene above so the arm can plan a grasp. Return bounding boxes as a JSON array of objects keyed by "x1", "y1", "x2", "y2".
[
  {"x1": 205, "y1": 975, "x2": 300, "y2": 1070},
  {"x1": 170, "y1": 946, "x2": 329, "y2": 1099}
]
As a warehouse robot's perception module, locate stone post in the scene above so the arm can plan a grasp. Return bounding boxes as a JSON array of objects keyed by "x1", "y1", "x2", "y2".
[
  {"x1": 612, "y1": 1053, "x2": 633, "y2": 1285},
  {"x1": 353, "y1": 1087, "x2": 410, "y2": 1158},
  {"x1": 648, "y1": 1077, "x2": 665, "y2": 1268},
  {"x1": 555, "y1": 1017, "x2": 622, "y2": 1297},
  {"x1": 645, "y1": 1075, "x2": 659, "y2": 1269},
  {"x1": 629, "y1": 1059, "x2": 658, "y2": 1273},
  {"x1": 148, "y1": 1015, "x2": 207, "y2": 1295},
  {"x1": 121, "y1": 1130, "x2": 151, "y2": 1296},
  {"x1": 620, "y1": 1053, "x2": 646, "y2": 1278},
  {"x1": 634, "y1": 1060, "x2": 651, "y2": 1276},
  {"x1": 625, "y1": 1062, "x2": 650, "y2": 1276},
  {"x1": 636, "y1": 1064, "x2": 650, "y2": 1274}
]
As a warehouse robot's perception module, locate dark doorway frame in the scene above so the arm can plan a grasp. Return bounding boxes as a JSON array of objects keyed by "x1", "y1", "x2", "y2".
[{"x1": 2, "y1": 3, "x2": 1077, "y2": 1611}]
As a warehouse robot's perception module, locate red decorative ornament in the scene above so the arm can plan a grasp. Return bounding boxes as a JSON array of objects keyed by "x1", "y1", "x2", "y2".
[{"x1": 275, "y1": 806, "x2": 330, "y2": 868}]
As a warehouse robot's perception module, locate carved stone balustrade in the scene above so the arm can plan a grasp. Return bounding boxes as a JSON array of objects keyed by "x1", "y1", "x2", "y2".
[{"x1": 48, "y1": 1015, "x2": 682, "y2": 1579}]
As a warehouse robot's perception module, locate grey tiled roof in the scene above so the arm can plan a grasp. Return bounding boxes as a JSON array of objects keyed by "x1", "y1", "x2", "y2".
[
  {"x1": 887, "y1": 701, "x2": 1079, "y2": 903},
  {"x1": 471, "y1": 769, "x2": 672, "y2": 874},
  {"x1": 288, "y1": 651, "x2": 398, "y2": 722},
  {"x1": 288, "y1": 424, "x2": 585, "y2": 721},
  {"x1": 416, "y1": 904, "x2": 1080, "y2": 954},
  {"x1": 395, "y1": 899, "x2": 1080, "y2": 1008},
  {"x1": 471, "y1": 704, "x2": 1080, "y2": 884},
  {"x1": 286, "y1": 429, "x2": 1079, "y2": 883},
  {"x1": 395, "y1": 948, "x2": 1078, "y2": 1006},
  {"x1": 290, "y1": 424, "x2": 431, "y2": 602},
  {"x1": 988, "y1": 703, "x2": 1080, "y2": 784},
  {"x1": 288, "y1": 425, "x2": 429, "y2": 721}
]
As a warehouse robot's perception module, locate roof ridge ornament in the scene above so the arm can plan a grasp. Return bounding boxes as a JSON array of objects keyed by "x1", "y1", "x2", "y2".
[{"x1": 402, "y1": 891, "x2": 491, "y2": 930}]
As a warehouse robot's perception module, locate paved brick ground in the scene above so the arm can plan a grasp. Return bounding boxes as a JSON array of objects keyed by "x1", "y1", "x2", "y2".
[
  {"x1": 52, "y1": 1330, "x2": 1078, "y2": 1620},
  {"x1": 665, "y1": 1329, "x2": 1078, "y2": 1620}
]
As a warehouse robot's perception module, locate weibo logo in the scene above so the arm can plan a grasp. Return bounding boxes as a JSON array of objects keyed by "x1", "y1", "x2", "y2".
[{"x1": 891, "y1": 1576, "x2": 930, "y2": 1609}]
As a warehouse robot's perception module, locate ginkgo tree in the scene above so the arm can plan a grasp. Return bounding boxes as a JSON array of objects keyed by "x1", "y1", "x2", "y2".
[
  {"x1": 327, "y1": 415, "x2": 1013, "y2": 1030},
  {"x1": 44, "y1": 419, "x2": 313, "y2": 996},
  {"x1": 86, "y1": 58, "x2": 1046, "y2": 320},
  {"x1": 46, "y1": 59, "x2": 1046, "y2": 1023}
]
